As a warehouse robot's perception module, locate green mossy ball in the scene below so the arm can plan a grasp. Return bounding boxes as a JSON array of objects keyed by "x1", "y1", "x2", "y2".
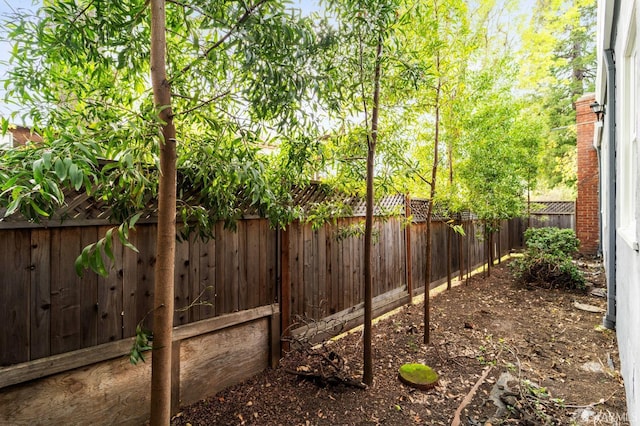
[{"x1": 398, "y1": 363, "x2": 439, "y2": 390}]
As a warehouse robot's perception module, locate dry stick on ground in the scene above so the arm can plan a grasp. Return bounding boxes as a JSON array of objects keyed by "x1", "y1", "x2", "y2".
[{"x1": 450, "y1": 366, "x2": 493, "y2": 426}]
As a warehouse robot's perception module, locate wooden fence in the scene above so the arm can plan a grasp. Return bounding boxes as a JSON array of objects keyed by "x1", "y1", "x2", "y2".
[
  {"x1": 0, "y1": 196, "x2": 574, "y2": 386},
  {"x1": 0, "y1": 219, "x2": 277, "y2": 367},
  {"x1": 527, "y1": 201, "x2": 576, "y2": 230},
  {"x1": 0, "y1": 178, "x2": 580, "y2": 425}
]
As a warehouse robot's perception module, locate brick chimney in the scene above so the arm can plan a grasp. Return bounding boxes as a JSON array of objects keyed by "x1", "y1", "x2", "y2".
[{"x1": 575, "y1": 93, "x2": 599, "y2": 256}]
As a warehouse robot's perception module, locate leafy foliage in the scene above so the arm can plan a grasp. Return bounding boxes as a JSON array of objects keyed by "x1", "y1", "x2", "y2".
[
  {"x1": 518, "y1": 0, "x2": 596, "y2": 190},
  {"x1": 1, "y1": 0, "x2": 337, "y2": 275},
  {"x1": 510, "y1": 227, "x2": 585, "y2": 289}
]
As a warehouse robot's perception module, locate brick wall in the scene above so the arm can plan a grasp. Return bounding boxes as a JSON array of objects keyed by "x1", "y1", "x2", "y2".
[{"x1": 575, "y1": 93, "x2": 600, "y2": 256}]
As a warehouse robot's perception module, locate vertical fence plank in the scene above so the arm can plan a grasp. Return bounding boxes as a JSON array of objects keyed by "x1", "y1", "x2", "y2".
[
  {"x1": 227, "y1": 227, "x2": 239, "y2": 313},
  {"x1": 214, "y1": 222, "x2": 226, "y2": 315},
  {"x1": 0, "y1": 229, "x2": 30, "y2": 365},
  {"x1": 354, "y1": 219, "x2": 362, "y2": 304},
  {"x1": 246, "y1": 220, "x2": 260, "y2": 309},
  {"x1": 188, "y1": 234, "x2": 201, "y2": 323},
  {"x1": 174, "y1": 238, "x2": 191, "y2": 326},
  {"x1": 280, "y1": 227, "x2": 291, "y2": 348},
  {"x1": 97, "y1": 226, "x2": 123, "y2": 344},
  {"x1": 295, "y1": 221, "x2": 305, "y2": 317},
  {"x1": 343, "y1": 219, "x2": 353, "y2": 310},
  {"x1": 317, "y1": 226, "x2": 327, "y2": 318},
  {"x1": 372, "y1": 220, "x2": 381, "y2": 297},
  {"x1": 50, "y1": 228, "x2": 83, "y2": 355},
  {"x1": 137, "y1": 225, "x2": 156, "y2": 332},
  {"x1": 237, "y1": 221, "x2": 249, "y2": 311},
  {"x1": 302, "y1": 224, "x2": 313, "y2": 318},
  {"x1": 325, "y1": 224, "x2": 335, "y2": 315},
  {"x1": 30, "y1": 229, "x2": 51, "y2": 360},
  {"x1": 198, "y1": 237, "x2": 216, "y2": 320},
  {"x1": 80, "y1": 227, "x2": 98, "y2": 349},
  {"x1": 122, "y1": 228, "x2": 139, "y2": 338},
  {"x1": 265, "y1": 220, "x2": 277, "y2": 305}
]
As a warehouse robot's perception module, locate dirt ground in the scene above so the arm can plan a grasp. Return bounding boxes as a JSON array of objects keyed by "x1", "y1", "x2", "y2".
[{"x1": 171, "y1": 257, "x2": 629, "y2": 425}]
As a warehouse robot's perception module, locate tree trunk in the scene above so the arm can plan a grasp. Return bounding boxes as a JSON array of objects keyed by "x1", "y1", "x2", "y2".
[
  {"x1": 150, "y1": 1, "x2": 177, "y2": 424},
  {"x1": 363, "y1": 38, "x2": 383, "y2": 387},
  {"x1": 486, "y1": 225, "x2": 492, "y2": 278},
  {"x1": 446, "y1": 225, "x2": 452, "y2": 290},
  {"x1": 424, "y1": 67, "x2": 441, "y2": 345}
]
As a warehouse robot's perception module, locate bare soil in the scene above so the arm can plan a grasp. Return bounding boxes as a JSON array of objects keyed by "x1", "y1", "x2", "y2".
[{"x1": 171, "y1": 258, "x2": 629, "y2": 425}]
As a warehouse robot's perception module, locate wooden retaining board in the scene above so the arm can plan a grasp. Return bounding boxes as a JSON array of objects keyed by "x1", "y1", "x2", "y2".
[{"x1": 0, "y1": 306, "x2": 278, "y2": 425}]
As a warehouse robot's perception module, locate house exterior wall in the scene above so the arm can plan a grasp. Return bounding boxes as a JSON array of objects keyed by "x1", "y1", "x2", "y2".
[
  {"x1": 596, "y1": 0, "x2": 640, "y2": 423},
  {"x1": 575, "y1": 93, "x2": 600, "y2": 256}
]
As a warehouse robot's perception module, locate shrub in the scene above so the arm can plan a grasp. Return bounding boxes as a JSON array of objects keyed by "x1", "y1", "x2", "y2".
[{"x1": 510, "y1": 227, "x2": 585, "y2": 290}]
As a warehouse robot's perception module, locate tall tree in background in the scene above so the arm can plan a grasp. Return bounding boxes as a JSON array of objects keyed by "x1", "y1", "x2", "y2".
[
  {"x1": 459, "y1": 65, "x2": 541, "y2": 274},
  {"x1": 519, "y1": 0, "x2": 596, "y2": 190}
]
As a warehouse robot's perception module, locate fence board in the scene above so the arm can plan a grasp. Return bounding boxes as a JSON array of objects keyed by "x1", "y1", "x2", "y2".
[
  {"x1": 30, "y1": 229, "x2": 51, "y2": 360},
  {"x1": 122, "y1": 228, "x2": 139, "y2": 338},
  {"x1": 136, "y1": 225, "x2": 156, "y2": 333},
  {"x1": 50, "y1": 228, "x2": 83, "y2": 355},
  {"x1": 97, "y1": 226, "x2": 123, "y2": 344},
  {"x1": 302, "y1": 224, "x2": 313, "y2": 318},
  {"x1": 174, "y1": 238, "x2": 190, "y2": 326},
  {"x1": 214, "y1": 222, "x2": 226, "y2": 315},
  {"x1": 188, "y1": 235, "x2": 201, "y2": 323},
  {"x1": 0, "y1": 230, "x2": 30, "y2": 365},
  {"x1": 80, "y1": 227, "x2": 98, "y2": 348},
  {"x1": 198, "y1": 238, "x2": 216, "y2": 320},
  {"x1": 317, "y1": 226, "x2": 327, "y2": 318},
  {"x1": 246, "y1": 220, "x2": 260, "y2": 309},
  {"x1": 237, "y1": 221, "x2": 249, "y2": 311}
]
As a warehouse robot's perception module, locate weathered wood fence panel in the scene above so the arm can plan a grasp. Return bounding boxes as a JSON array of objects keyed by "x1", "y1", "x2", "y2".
[
  {"x1": 528, "y1": 213, "x2": 575, "y2": 230},
  {"x1": 0, "y1": 306, "x2": 279, "y2": 426},
  {"x1": 0, "y1": 219, "x2": 277, "y2": 367},
  {"x1": 285, "y1": 217, "x2": 408, "y2": 322},
  {"x1": 1, "y1": 196, "x2": 574, "y2": 371}
]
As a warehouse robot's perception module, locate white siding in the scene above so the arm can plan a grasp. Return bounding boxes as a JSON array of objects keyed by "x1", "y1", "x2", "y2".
[{"x1": 598, "y1": 0, "x2": 640, "y2": 423}]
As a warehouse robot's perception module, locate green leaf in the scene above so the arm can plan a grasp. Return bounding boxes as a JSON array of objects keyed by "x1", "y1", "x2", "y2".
[
  {"x1": 53, "y1": 158, "x2": 67, "y2": 181},
  {"x1": 68, "y1": 163, "x2": 83, "y2": 190},
  {"x1": 74, "y1": 255, "x2": 85, "y2": 277},
  {"x1": 104, "y1": 228, "x2": 114, "y2": 261},
  {"x1": 118, "y1": 224, "x2": 139, "y2": 252},
  {"x1": 29, "y1": 199, "x2": 50, "y2": 217},
  {"x1": 4, "y1": 197, "x2": 22, "y2": 217},
  {"x1": 33, "y1": 158, "x2": 44, "y2": 183}
]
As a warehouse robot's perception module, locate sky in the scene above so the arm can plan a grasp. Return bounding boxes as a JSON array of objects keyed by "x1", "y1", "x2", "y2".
[
  {"x1": 0, "y1": 0, "x2": 533, "y2": 122},
  {"x1": 0, "y1": 0, "x2": 39, "y2": 120}
]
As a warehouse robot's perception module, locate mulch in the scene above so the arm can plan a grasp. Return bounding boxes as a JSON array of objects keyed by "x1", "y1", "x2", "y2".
[{"x1": 172, "y1": 258, "x2": 629, "y2": 425}]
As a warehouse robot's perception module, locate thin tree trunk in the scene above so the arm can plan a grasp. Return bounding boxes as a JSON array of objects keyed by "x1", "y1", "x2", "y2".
[
  {"x1": 486, "y1": 225, "x2": 492, "y2": 278},
  {"x1": 150, "y1": 0, "x2": 177, "y2": 424},
  {"x1": 424, "y1": 65, "x2": 441, "y2": 345},
  {"x1": 363, "y1": 37, "x2": 383, "y2": 387},
  {"x1": 446, "y1": 225, "x2": 452, "y2": 290}
]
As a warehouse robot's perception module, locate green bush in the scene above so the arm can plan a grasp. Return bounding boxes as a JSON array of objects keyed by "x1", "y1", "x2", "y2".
[{"x1": 510, "y1": 227, "x2": 585, "y2": 290}]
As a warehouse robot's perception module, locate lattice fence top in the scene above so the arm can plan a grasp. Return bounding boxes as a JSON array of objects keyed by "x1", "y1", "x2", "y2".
[
  {"x1": 1, "y1": 178, "x2": 573, "y2": 229},
  {"x1": 529, "y1": 201, "x2": 575, "y2": 214}
]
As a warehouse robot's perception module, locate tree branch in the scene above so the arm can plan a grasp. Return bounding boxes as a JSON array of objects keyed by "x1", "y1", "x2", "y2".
[
  {"x1": 169, "y1": 0, "x2": 270, "y2": 83},
  {"x1": 166, "y1": 0, "x2": 225, "y2": 26},
  {"x1": 174, "y1": 90, "x2": 232, "y2": 116}
]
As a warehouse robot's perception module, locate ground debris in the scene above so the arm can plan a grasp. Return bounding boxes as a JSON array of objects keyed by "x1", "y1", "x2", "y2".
[{"x1": 172, "y1": 259, "x2": 628, "y2": 426}]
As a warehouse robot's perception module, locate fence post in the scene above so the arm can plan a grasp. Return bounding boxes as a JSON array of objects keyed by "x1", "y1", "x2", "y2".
[{"x1": 405, "y1": 195, "x2": 413, "y2": 304}]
